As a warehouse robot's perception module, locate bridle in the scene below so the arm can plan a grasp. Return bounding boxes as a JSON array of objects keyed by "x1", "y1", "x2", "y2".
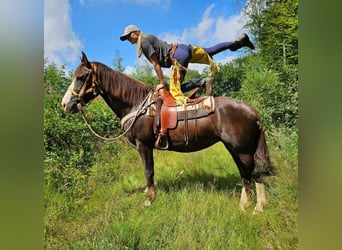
[
  {"x1": 67, "y1": 63, "x2": 155, "y2": 141},
  {"x1": 68, "y1": 63, "x2": 99, "y2": 106}
]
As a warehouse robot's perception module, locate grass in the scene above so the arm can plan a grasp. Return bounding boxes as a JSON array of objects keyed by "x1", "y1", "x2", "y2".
[{"x1": 44, "y1": 129, "x2": 298, "y2": 249}]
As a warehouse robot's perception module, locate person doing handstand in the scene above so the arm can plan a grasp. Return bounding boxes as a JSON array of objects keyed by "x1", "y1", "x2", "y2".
[{"x1": 120, "y1": 24, "x2": 255, "y2": 104}]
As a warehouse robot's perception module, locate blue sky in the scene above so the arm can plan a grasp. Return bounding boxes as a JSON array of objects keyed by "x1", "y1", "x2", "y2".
[{"x1": 44, "y1": 0, "x2": 250, "y2": 75}]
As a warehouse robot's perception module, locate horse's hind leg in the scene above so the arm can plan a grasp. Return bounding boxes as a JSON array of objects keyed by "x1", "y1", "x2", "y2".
[
  {"x1": 229, "y1": 152, "x2": 254, "y2": 212},
  {"x1": 240, "y1": 178, "x2": 251, "y2": 211},
  {"x1": 253, "y1": 182, "x2": 267, "y2": 214},
  {"x1": 234, "y1": 154, "x2": 269, "y2": 214},
  {"x1": 230, "y1": 151, "x2": 268, "y2": 213}
]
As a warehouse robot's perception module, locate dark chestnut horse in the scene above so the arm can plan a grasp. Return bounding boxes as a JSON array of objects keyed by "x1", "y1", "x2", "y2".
[{"x1": 62, "y1": 52, "x2": 274, "y2": 213}]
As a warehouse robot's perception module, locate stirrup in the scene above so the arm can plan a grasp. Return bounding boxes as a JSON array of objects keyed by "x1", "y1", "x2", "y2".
[{"x1": 155, "y1": 133, "x2": 169, "y2": 149}]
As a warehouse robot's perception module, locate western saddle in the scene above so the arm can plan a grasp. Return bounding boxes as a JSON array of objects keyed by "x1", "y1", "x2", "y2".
[{"x1": 153, "y1": 82, "x2": 215, "y2": 149}]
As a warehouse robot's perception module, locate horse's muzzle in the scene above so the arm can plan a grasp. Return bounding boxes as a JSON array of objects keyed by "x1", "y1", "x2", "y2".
[
  {"x1": 62, "y1": 100, "x2": 80, "y2": 114},
  {"x1": 76, "y1": 102, "x2": 83, "y2": 112}
]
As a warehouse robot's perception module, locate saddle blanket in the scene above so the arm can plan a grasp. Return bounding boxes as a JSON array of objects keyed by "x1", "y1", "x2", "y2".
[
  {"x1": 177, "y1": 96, "x2": 215, "y2": 120},
  {"x1": 147, "y1": 96, "x2": 215, "y2": 120}
]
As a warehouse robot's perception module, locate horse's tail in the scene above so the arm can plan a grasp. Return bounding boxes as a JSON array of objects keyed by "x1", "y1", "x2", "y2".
[{"x1": 253, "y1": 121, "x2": 276, "y2": 178}]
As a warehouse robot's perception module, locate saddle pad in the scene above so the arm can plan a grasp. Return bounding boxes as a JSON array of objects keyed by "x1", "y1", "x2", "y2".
[
  {"x1": 147, "y1": 96, "x2": 215, "y2": 119},
  {"x1": 177, "y1": 96, "x2": 215, "y2": 120}
]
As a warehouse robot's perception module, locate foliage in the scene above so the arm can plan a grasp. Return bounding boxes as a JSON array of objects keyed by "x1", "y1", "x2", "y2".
[
  {"x1": 112, "y1": 50, "x2": 125, "y2": 72},
  {"x1": 183, "y1": 69, "x2": 203, "y2": 83},
  {"x1": 131, "y1": 58, "x2": 159, "y2": 87},
  {"x1": 45, "y1": 135, "x2": 298, "y2": 249},
  {"x1": 44, "y1": 63, "x2": 122, "y2": 209},
  {"x1": 244, "y1": 0, "x2": 298, "y2": 70},
  {"x1": 229, "y1": 55, "x2": 298, "y2": 129},
  {"x1": 212, "y1": 57, "x2": 247, "y2": 96},
  {"x1": 230, "y1": 0, "x2": 299, "y2": 129}
]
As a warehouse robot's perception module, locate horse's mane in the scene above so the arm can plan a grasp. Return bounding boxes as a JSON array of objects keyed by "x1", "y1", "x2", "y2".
[{"x1": 93, "y1": 61, "x2": 153, "y2": 106}]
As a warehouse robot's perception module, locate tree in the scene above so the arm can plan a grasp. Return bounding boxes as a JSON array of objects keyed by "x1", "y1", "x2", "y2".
[
  {"x1": 113, "y1": 50, "x2": 125, "y2": 72},
  {"x1": 183, "y1": 69, "x2": 202, "y2": 83},
  {"x1": 241, "y1": 0, "x2": 298, "y2": 129},
  {"x1": 131, "y1": 59, "x2": 159, "y2": 87},
  {"x1": 244, "y1": 0, "x2": 298, "y2": 70},
  {"x1": 212, "y1": 57, "x2": 248, "y2": 96},
  {"x1": 44, "y1": 62, "x2": 121, "y2": 199}
]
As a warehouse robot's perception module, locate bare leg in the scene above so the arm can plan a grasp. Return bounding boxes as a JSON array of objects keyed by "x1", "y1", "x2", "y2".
[
  {"x1": 253, "y1": 182, "x2": 267, "y2": 214},
  {"x1": 239, "y1": 178, "x2": 251, "y2": 212}
]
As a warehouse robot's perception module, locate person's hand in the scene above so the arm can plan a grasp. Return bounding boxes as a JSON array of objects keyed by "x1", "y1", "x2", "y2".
[
  {"x1": 159, "y1": 79, "x2": 165, "y2": 86},
  {"x1": 156, "y1": 83, "x2": 164, "y2": 92}
]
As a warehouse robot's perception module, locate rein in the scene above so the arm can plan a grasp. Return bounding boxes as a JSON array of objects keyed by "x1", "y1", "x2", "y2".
[
  {"x1": 80, "y1": 90, "x2": 155, "y2": 141},
  {"x1": 69, "y1": 62, "x2": 155, "y2": 141}
]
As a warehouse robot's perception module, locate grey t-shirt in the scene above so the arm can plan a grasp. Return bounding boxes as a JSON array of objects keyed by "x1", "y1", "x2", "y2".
[{"x1": 141, "y1": 34, "x2": 173, "y2": 68}]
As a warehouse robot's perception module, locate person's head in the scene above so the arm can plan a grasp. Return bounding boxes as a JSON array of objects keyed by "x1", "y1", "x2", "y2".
[{"x1": 120, "y1": 24, "x2": 141, "y2": 44}]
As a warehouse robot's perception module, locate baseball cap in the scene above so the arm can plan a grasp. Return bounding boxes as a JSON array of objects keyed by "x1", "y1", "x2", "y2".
[{"x1": 120, "y1": 25, "x2": 140, "y2": 41}]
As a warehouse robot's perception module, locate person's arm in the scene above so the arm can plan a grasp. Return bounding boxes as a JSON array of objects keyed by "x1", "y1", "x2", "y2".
[{"x1": 149, "y1": 53, "x2": 165, "y2": 86}]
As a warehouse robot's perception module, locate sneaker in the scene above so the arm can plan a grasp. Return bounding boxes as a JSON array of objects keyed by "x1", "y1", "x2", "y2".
[{"x1": 238, "y1": 33, "x2": 255, "y2": 50}]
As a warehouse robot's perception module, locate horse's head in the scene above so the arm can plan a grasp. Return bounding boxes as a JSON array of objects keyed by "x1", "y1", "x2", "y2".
[{"x1": 61, "y1": 52, "x2": 99, "y2": 113}]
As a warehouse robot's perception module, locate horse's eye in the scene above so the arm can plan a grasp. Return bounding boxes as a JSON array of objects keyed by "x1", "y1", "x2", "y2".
[{"x1": 76, "y1": 75, "x2": 85, "y2": 81}]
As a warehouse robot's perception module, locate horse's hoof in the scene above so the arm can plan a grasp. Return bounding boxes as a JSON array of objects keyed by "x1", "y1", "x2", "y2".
[
  {"x1": 239, "y1": 201, "x2": 251, "y2": 212},
  {"x1": 240, "y1": 206, "x2": 247, "y2": 213},
  {"x1": 252, "y1": 206, "x2": 264, "y2": 215},
  {"x1": 144, "y1": 200, "x2": 152, "y2": 206}
]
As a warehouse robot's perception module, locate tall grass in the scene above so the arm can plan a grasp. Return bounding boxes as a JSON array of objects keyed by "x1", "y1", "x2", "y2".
[{"x1": 44, "y1": 128, "x2": 297, "y2": 249}]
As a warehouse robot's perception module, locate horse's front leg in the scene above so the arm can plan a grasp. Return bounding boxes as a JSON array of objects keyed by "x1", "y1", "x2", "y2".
[{"x1": 136, "y1": 142, "x2": 156, "y2": 206}]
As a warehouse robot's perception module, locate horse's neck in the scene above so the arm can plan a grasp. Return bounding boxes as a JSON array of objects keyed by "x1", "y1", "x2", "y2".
[
  {"x1": 100, "y1": 91, "x2": 135, "y2": 119},
  {"x1": 96, "y1": 73, "x2": 148, "y2": 119}
]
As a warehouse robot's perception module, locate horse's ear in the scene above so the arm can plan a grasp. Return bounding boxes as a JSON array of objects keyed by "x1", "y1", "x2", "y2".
[
  {"x1": 81, "y1": 51, "x2": 92, "y2": 68},
  {"x1": 81, "y1": 51, "x2": 88, "y2": 63}
]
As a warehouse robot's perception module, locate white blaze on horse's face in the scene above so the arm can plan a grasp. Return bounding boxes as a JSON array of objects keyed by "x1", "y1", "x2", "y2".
[{"x1": 61, "y1": 79, "x2": 76, "y2": 112}]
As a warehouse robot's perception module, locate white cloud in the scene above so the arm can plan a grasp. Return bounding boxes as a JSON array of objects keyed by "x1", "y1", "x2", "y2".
[
  {"x1": 161, "y1": 4, "x2": 246, "y2": 46},
  {"x1": 214, "y1": 14, "x2": 246, "y2": 42},
  {"x1": 187, "y1": 55, "x2": 236, "y2": 74},
  {"x1": 188, "y1": 4, "x2": 216, "y2": 44},
  {"x1": 123, "y1": 66, "x2": 134, "y2": 75},
  {"x1": 79, "y1": 0, "x2": 170, "y2": 9},
  {"x1": 157, "y1": 4, "x2": 247, "y2": 75},
  {"x1": 216, "y1": 55, "x2": 236, "y2": 65},
  {"x1": 44, "y1": 0, "x2": 83, "y2": 67},
  {"x1": 161, "y1": 4, "x2": 216, "y2": 44}
]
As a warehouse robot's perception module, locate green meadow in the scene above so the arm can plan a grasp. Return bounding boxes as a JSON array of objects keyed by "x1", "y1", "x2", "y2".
[{"x1": 45, "y1": 128, "x2": 297, "y2": 249}]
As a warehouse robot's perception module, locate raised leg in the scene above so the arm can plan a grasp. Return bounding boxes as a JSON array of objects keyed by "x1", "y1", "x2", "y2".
[
  {"x1": 239, "y1": 178, "x2": 251, "y2": 212},
  {"x1": 136, "y1": 142, "x2": 156, "y2": 206},
  {"x1": 253, "y1": 182, "x2": 267, "y2": 214}
]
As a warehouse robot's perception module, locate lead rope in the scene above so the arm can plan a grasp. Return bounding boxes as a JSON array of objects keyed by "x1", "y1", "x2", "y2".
[
  {"x1": 81, "y1": 109, "x2": 130, "y2": 141},
  {"x1": 80, "y1": 90, "x2": 154, "y2": 141}
]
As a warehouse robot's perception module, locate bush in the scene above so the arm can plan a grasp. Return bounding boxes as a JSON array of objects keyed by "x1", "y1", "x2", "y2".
[
  {"x1": 233, "y1": 56, "x2": 298, "y2": 130},
  {"x1": 44, "y1": 63, "x2": 122, "y2": 213}
]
